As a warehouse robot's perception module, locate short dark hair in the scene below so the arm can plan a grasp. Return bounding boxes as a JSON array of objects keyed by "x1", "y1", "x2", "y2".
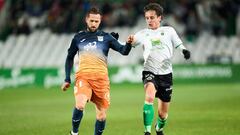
[
  {"x1": 86, "y1": 7, "x2": 102, "y2": 17},
  {"x1": 144, "y1": 3, "x2": 164, "y2": 16}
]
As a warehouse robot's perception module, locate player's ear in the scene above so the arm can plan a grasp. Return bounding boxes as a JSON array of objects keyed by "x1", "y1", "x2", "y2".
[
  {"x1": 159, "y1": 15, "x2": 163, "y2": 22},
  {"x1": 85, "y1": 14, "x2": 89, "y2": 23}
]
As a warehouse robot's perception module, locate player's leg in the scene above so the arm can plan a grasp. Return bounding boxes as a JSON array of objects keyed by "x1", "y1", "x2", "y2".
[
  {"x1": 89, "y1": 74, "x2": 110, "y2": 135},
  {"x1": 142, "y1": 71, "x2": 157, "y2": 134},
  {"x1": 94, "y1": 105, "x2": 107, "y2": 135},
  {"x1": 71, "y1": 94, "x2": 88, "y2": 134},
  {"x1": 92, "y1": 92, "x2": 109, "y2": 135},
  {"x1": 71, "y1": 79, "x2": 92, "y2": 135},
  {"x1": 155, "y1": 73, "x2": 173, "y2": 135},
  {"x1": 143, "y1": 82, "x2": 156, "y2": 134},
  {"x1": 155, "y1": 99, "x2": 170, "y2": 135}
]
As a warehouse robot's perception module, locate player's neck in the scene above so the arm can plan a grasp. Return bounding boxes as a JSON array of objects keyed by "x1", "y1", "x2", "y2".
[
  {"x1": 87, "y1": 28, "x2": 98, "y2": 33},
  {"x1": 149, "y1": 26, "x2": 160, "y2": 30}
]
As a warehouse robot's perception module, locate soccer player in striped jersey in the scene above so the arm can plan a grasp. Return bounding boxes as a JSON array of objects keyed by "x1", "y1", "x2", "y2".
[
  {"x1": 61, "y1": 7, "x2": 133, "y2": 135},
  {"x1": 130, "y1": 3, "x2": 191, "y2": 135}
]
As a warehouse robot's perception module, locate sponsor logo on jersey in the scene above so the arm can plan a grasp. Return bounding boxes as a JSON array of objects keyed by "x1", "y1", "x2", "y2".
[
  {"x1": 151, "y1": 39, "x2": 161, "y2": 46},
  {"x1": 84, "y1": 41, "x2": 97, "y2": 51},
  {"x1": 151, "y1": 38, "x2": 164, "y2": 49}
]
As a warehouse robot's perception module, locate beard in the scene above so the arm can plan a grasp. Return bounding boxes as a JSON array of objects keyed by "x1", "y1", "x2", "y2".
[{"x1": 87, "y1": 26, "x2": 97, "y2": 32}]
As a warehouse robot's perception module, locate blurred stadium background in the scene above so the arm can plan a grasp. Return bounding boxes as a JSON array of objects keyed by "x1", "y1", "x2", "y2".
[{"x1": 0, "y1": 0, "x2": 240, "y2": 135}]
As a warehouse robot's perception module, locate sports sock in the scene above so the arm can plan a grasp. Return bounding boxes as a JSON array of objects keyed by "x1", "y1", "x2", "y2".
[
  {"x1": 143, "y1": 103, "x2": 154, "y2": 133},
  {"x1": 70, "y1": 131, "x2": 78, "y2": 135},
  {"x1": 94, "y1": 119, "x2": 106, "y2": 135},
  {"x1": 72, "y1": 107, "x2": 83, "y2": 133},
  {"x1": 156, "y1": 116, "x2": 167, "y2": 131}
]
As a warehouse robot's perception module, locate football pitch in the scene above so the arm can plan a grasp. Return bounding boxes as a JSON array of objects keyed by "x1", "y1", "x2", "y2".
[{"x1": 0, "y1": 83, "x2": 240, "y2": 135}]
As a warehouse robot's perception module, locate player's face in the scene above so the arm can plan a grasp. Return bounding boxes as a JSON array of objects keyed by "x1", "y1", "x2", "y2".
[
  {"x1": 145, "y1": 10, "x2": 161, "y2": 30},
  {"x1": 86, "y1": 13, "x2": 101, "y2": 32}
]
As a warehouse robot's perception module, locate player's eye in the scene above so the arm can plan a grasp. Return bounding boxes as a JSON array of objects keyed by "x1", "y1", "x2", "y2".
[
  {"x1": 150, "y1": 16, "x2": 155, "y2": 20},
  {"x1": 145, "y1": 16, "x2": 155, "y2": 21}
]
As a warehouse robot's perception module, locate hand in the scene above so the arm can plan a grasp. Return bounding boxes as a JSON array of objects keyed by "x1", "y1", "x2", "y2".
[
  {"x1": 182, "y1": 49, "x2": 191, "y2": 60},
  {"x1": 61, "y1": 82, "x2": 70, "y2": 91},
  {"x1": 127, "y1": 35, "x2": 134, "y2": 44},
  {"x1": 110, "y1": 32, "x2": 119, "y2": 40}
]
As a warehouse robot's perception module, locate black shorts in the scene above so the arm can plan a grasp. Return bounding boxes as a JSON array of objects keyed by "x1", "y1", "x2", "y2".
[{"x1": 142, "y1": 71, "x2": 173, "y2": 102}]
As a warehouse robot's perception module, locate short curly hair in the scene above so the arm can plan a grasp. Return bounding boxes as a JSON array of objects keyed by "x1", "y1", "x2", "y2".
[
  {"x1": 144, "y1": 3, "x2": 164, "y2": 16},
  {"x1": 86, "y1": 7, "x2": 102, "y2": 17}
]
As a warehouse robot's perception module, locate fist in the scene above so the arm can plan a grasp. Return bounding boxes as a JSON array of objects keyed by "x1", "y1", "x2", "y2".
[
  {"x1": 182, "y1": 49, "x2": 191, "y2": 60},
  {"x1": 127, "y1": 35, "x2": 134, "y2": 44},
  {"x1": 110, "y1": 32, "x2": 119, "y2": 40},
  {"x1": 61, "y1": 82, "x2": 70, "y2": 91}
]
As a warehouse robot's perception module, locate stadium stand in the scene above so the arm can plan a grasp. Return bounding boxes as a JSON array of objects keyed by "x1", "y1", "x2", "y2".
[
  {"x1": 0, "y1": 23, "x2": 239, "y2": 68},
  {"x1": 0, "y1": 0, "x2": 239, "y2": 68}
]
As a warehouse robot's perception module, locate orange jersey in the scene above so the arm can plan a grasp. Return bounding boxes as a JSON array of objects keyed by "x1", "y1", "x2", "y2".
[
  {"x1": 64, "y1": 30, "x2": 131, "y2": 83},
  {"x1": 64, "y1": 30, "x2": 131, "y2": 108},
  {"x1": 76, "y1": 52, "x2": 107, "y2": 76}
]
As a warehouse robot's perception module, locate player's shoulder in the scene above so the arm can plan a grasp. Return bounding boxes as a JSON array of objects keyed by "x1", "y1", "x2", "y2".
[
  {"x1": 160, "y1": 26, "x2": 176, "y2": 32},
  {"x1": 98, "y1": 30, "x2": 110, "y2": 36},
  {"x1": 135, "y1": 28, "x2": 148, "y2": 36},
  {"x1": 73, "y1": 30, "x2": 87, "y2": 38}
]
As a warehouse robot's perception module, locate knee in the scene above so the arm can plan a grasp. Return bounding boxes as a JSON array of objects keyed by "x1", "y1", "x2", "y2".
[
  {"x1": 96, "y1": 111, "x2": 106, "y2": 121},
  {"x1": 144, "y1": 83, "x2": 156, "y2": 103},
  {"x1": 158, "y1": 111, "x2": 168, "y2": 119},
  {"x1": 75, "y1": 103, "x2": 85, "y2": 111},
  {"x1": 145, "y1": 96, "x2": 155, "y2": 103}
]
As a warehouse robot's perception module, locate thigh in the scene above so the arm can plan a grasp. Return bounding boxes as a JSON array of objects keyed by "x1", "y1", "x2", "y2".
[
  {"x1": 74, "y1": 78, "x2": 92, "y2": 108},
  {"x1": 142, "y1": 71, "x2": 157, "y2": 93},
  {"x1": 144, "y1": 82, "x2": 156, "y2": 102},
  {"x1": 90, "y1": 75, "x2": 110, "y2": 109},
  {"x1": 142, "y1": 71, "x2": 156, "y2": 85},
  {"x1": 155, "y1": 73, "x2": 173, "y2": 102}
]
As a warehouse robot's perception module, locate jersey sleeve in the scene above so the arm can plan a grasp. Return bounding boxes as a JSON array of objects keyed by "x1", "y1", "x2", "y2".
[
  {"x1": 133, "y1": 31, "x2": 143, "y2": 47},
  {"x1": 64, "y1": 36, "x2": 78, "y2": 83},
  {"x1": 170, "y1": 27, "x2": 183, "y2": 48},
  {"x1": 108, "y1": 34, "x2": 132, "y2": 55}
]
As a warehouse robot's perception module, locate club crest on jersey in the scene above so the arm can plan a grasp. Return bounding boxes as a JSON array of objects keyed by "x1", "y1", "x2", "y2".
[{"x1": 97, "y1": 36, "x2": 103, "y2": 41}]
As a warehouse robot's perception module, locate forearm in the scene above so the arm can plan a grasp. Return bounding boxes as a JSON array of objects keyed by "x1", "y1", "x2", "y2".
[
  {"x1": 121, "y1": 43, "x2": 132, "y2": 55},
  {"x1": 176, "y1": 44, "x2": 186, "y2": 51},
  {"x1": 64, "y1": 55, "x2": 74, "y2": 83},
  {"x1": 110, "y1": 39, "x2": 132, "y2": 55}
]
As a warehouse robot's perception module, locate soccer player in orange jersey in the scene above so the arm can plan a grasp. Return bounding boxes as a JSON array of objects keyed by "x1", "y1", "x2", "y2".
[{"x1": 61, "y1": 7, "x2": 134, "y2": 135}]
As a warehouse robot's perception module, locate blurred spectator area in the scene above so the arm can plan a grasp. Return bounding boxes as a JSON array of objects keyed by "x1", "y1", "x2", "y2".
[
  {"x1": 0, "y1": 0, "x2": 4, "y2": 11},
  {"x1": 0, "y1": 0, "x2": 239, "y2": 41},
  {"x1": 0, "y1": 0, "x2": 240, "y2": 68}
]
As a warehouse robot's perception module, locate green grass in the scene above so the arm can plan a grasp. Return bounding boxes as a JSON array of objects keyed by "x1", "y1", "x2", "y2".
[{"x1": 0, "y1": 83, "x2": 240, "y2": 135}]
